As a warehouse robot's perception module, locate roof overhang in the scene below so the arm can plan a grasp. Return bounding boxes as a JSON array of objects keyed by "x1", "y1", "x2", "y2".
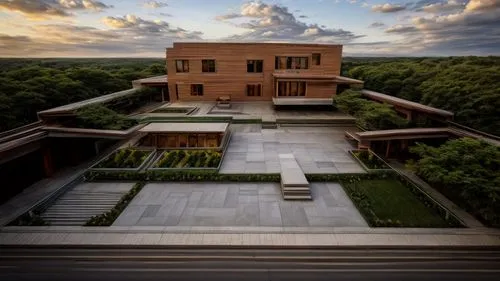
[
  {"x1": 133, "y1": 75, "x2": 168, "y2": 86},
  {"x1": 361, "y1": 90, "x2": 454, "y2": 118},
  {"x1": 273, "y1": 73, "x2": 364, "y2": 84}
]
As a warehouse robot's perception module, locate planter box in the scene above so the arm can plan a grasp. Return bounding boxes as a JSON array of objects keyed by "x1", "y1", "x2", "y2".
[
  {"x1": 89, "y1": 148, "x2": 156, "y2": 172},
  {"x1": 349, "y1": 149, "x2": 392, "y2": 173}
]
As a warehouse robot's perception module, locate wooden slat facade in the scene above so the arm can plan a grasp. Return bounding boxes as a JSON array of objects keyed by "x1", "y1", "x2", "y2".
[{"x1": 166, "y1": 43, "x2": 343, "y2": 102}]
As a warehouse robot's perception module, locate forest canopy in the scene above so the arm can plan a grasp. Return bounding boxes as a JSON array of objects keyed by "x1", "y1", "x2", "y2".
[
  {"x1": 0, "y1": 58, "x2": 164, "y2": 132},
  {"x1": 342, "y1": 56, "x2": 500, "y2": 136}
]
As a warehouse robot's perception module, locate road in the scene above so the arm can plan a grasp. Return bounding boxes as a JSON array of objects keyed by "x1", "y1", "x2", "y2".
[{"x1": 1, "y1": 246, "x2": 500, "y2": 281}]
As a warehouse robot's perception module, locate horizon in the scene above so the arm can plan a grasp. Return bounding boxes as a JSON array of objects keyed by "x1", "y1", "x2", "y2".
[{"x1": 1, "y1": 0, "x2": 499, "y2": 57}]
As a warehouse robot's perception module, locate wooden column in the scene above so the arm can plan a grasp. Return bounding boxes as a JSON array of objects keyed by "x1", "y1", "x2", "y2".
[
  {"x1": 385, "y1": 140, "x2": 391, "y2": 158},
  {"x1": 42, "y1": 147, "x2": 54, "y2": 177}
]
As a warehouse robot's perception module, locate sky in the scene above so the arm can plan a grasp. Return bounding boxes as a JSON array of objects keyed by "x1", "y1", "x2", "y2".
[{"x1": 0, "y1": 0, "x2": 499, "y2": 57}]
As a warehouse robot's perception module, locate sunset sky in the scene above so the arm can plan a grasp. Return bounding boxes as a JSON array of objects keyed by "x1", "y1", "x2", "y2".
[{"x1": 1, "y1": 0, "x2": 499, "y2": 57}]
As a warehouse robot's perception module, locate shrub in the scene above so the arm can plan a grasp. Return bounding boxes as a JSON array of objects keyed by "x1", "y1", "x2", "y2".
[
  {"x1": 75, "y1": 104, "x2": 137, "y2": 130},
  {"x1": 86, "y1": 182, "x2": 146, "y2": 226},
  {"x1": 352, "y1": 150, "x2": 389, "y2": 170},
  {"x1": 96, "y1": 148, "x2": 151, "y2": 169},
  {"x1": 155, "y1": 150, "x2": 222, "y2": 168},
  {"x1": 8, "y1": 211, "x2": 49, "y2": 226}
]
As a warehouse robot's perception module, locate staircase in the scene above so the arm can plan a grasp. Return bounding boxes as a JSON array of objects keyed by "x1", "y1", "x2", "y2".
[
  {"x1": 41, "y1": 183, "x2": 131, "y2": 226},
  {"x1": 262, "y1": 116, "x2": 278, "y2": 129},
  {"x1": 279, "y1": 154, "x2": 312, "y2": 200}
]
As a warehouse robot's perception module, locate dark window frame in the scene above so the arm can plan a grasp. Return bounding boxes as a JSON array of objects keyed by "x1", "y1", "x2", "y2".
[
  {"x1": 246, "y1": 84, "x2": 262, "y2": 96},
  {"x1": 175, "y1": 60, "x2": 189, "y2": 73},
  {"x1": 275, "y1": 56, "x2": 309, "y2": 69},
  {"x1": 190, "y1": 84, "x2": 204, "y2": 96},
  {"x1": 202, "y1": 59, "x2": 216, "y2": 73},
  {"x1": 312, "y1": 53, "x2": 321, "y2": 66},
  {"x1": 247, "y1": 60, "x2": 263, "y2": 73}
]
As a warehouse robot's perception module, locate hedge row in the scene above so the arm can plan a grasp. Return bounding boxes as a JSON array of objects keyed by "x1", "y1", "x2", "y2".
[
  {"x1": 86, "y1": 182, "x2": 146, "y2": 226},
  {"x1": 86, "y1": 170, "x2": 281, "y2": 182}
]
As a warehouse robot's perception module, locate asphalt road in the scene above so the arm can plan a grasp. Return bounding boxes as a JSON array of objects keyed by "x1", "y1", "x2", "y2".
[{"x1": 1, "y1": 246, "x2": 499, "y2": 281}]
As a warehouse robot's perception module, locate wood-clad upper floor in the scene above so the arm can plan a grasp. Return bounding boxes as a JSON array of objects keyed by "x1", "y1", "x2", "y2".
[{"x1": 165, "y1": 42, "x2": 344, "y2": 102}]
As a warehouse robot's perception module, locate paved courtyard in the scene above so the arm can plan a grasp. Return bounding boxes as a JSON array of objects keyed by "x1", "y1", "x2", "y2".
[
  {"x1": 113, "y1": 183, "x2": 367, "y2": 227},
  {"x1": 220, "y1": 125, "x2": 365, "y2": 174}
]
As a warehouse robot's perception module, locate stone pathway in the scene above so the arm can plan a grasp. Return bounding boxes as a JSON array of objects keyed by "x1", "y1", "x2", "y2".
[
  {"x1": 220, "y1": 126, "x2": 365, "y2": 174},
  {"x1": 112, "y1": 183, "x2": 367, "y2": 228}
]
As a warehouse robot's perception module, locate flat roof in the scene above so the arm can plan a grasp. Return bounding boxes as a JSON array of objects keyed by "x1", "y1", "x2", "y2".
[
  {"x1": 361, "y1": 90, "x2": 454, "y2": 117},
  {"x1": 139, "y1": 122, "x2": 229, "y2": 133},
  {"x1": 38, "y1": 88, "x2": 140, "y2": 116},
  {"x1": 356, "y1": 128, "x2": 450, "y2": 138},
  {"x1": 133, "y1": 75, "x2": 168, "y2": 85},
  {"x1": 273, "y1": 73, "x2": 364, "y2": 84},
  {"x1": 173, "y1": 42, "x2": 342, "y2": 48}
]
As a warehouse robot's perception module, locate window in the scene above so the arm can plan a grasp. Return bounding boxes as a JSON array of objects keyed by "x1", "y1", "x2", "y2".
[
  {"x1": 202, "y1": 59, "x2": 216, "y2": 72},
  {"x1": 247, "y1": 60, "x2": 263, "y2": 73},
  {"x1": 312, "y1": 53, "x2": 321, "y2": 65},
  {"x1": 277, "y1": 81, "x2": 306, "y2": 96},
  {"x1": 190, "y1": 84, "x2": 203, "y2": 96},
  {"x1": 275, "y1": 56, "x2": 308, "y2": 69},
  {"x1": 175, "y1": 60, "x2": 189, "y2": 72},
  {"x1": 246, "y1": 84, "x2": 262, "y2": 96}
]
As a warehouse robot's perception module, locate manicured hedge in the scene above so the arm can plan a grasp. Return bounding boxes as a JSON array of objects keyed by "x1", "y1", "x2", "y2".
[
  {"x1": 96, "y1": 148, "x2": 151, "y2": 169},
  {"x1": 155, "y1": 150, "x2": 222, "y2": 168},
  {"x1": 86, "y1": 170, "x2": 281, "y2": 182},
  {"x1": 86, "y1": 182, "x2": 146, "y2": 226}
]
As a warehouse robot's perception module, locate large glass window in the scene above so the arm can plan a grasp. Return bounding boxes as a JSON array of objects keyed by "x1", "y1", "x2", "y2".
[
  {"x1": 277, "y1": 81, "x2": 306, "y2": 96},
  {"x1": 175, "y1": 60, "x2": 189, "y2": 72},
  {"x1": 312, "y1": 53, "x2": 321, "y2": 65},
  {"x1": 202, "y1": 59, "x2": 216, "y2": 72},
  {"x1": 275, "y1": 56, "x2": 308, "y2": 69}
]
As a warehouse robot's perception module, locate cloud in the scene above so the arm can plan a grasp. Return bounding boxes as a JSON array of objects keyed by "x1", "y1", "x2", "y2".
[
  {"x1": 371, "y1": 3, "x2": 406, "y2": 13},
  {"x1": 369, "y1": 22, "x2": 386, "y2": 28},
  {"x1": 422, "y1": 0, "x2": 466, "y2": 13},
  {"x1": 215, "y1": 1, "x2": 364, "y2": 43},
  {"x1": 0, "y1": 0, "x2": 112, "y2": 20},
  {"x1": 143, "y1": 1, "x2": 168, "y2": 9},
  {"x1": 465, "y1": 0, "x2": 500, "y2": 11},
  {"x1": 0, "y1": 13, "x2": 204, "y2": 57},
  {"x1": 298, "y1": 15, "x2": 308, "y2": 18},
  {"x1": 159, "y1": 12, "x2": 172, "y2": 17},
  {"x1": 385, "y1": 25, "x2": 417, "y2": 33}
]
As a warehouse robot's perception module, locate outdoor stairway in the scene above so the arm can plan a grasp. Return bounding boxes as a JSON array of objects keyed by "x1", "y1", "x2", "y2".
[
  {"x1": 262, "y1": 115, "x2": 278, "y2": 129},
  {"x1": 278, "y1": 154, "x2": 312, "y2": 200},
  {"x1": 41, "y1": 183, "x2": 129, "y2": 226}
]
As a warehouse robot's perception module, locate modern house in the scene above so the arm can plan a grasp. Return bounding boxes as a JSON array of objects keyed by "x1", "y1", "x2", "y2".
[{"x1": 137, "y1": 42, "x2": 363, "y2": 104}]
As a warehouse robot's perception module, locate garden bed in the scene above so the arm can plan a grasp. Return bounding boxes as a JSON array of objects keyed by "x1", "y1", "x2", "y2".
[
  {"x1": 91, "y1": 148, "x2": 155, "y2": 171},
  {"x1": 151, "y1": 150, "x2": 222, "y2": 170},
  {"x1": 341, "y1": 178, "x2": 461, "y2": 227},
  {"x1": 151, "y1": 106, "x2": 196, "y2": 115},
  {"x1": 349, "y1": 149, "x2": 392, "y2": 172}
]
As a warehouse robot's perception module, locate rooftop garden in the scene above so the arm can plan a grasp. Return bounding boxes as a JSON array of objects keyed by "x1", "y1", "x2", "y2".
[
  {"x1": 154, "y1": 150, "x2": 222, "y2": 169},
  {"x1": 408, "y1": 137, "x2": 500, "y2": 227},
  {"x1": 334, "y1": 90, "x2": 408, "y2": 130},
  {"x1": 75, "y1": 104, "x2": 138, "y2": 130},
  {"x1": 95, "y1": 148, "x2": 152, "y2": 169}
]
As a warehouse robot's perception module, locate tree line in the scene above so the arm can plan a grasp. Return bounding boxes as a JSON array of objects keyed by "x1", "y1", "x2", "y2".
[
  {"x1": 342, "y1": 56, "x2": 500, "y2": 136},
  {"x1": 0, "y1": 58, "x2": 165, "y2": 132}
]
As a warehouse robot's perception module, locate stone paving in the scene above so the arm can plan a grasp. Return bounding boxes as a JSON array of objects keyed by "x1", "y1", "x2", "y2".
[
  {"x1": 220, "y1": 125, "x2": 365, "y2": 174},
  {"x1": 113, "y1": 183, "x2": 367, "y2": 228}
]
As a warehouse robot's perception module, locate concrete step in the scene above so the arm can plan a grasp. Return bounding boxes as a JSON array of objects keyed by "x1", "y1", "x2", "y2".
[
  {"x1": 283, "y1": 195, "x2": 313, "y2": 200},
  {"x1": 46, "y1": 205, "x2": 113, "y2": 210},
  {"x1": 56, "y1": 199, "x2": 119, "y2": 204},
  {"x1": 42, "y1": 213, "x2": 102, "y2": 218},
  {"x1": 282, "y1": 186, "x2": 310, "y2": 191}
]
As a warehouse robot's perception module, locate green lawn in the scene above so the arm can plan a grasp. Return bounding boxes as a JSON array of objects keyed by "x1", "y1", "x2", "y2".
[{"x1": 342, "y1": 179, "x2": 451, "y2": 227}]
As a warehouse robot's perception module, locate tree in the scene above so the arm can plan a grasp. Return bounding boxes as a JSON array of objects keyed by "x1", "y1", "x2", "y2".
[{"x1": 410, "y1": 138, "x2": 500, "y2": 227}]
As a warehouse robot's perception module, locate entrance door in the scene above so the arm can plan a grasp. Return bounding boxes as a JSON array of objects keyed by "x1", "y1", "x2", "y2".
[{"x1": 277, "y1": 81, "x2": 306, "y2": 97}]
